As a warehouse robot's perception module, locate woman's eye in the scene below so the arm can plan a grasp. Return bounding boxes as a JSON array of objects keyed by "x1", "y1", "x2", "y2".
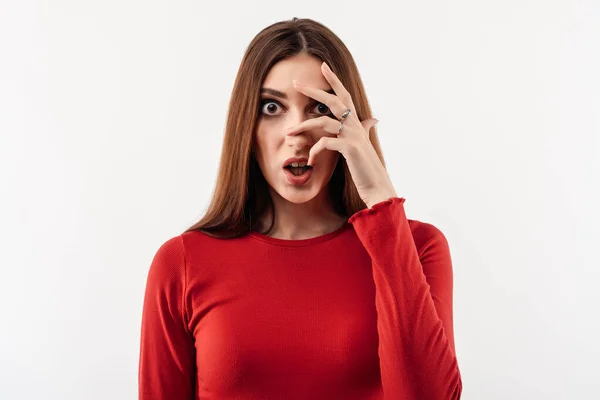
[
  {"x1": 260, "y1": 100, "x2": 282, "y2": 116},
  {"x1": 259, "y1": 99, "x2": 333, "y2": 117},
  {"x1": 312, "y1": 102, "x2": 333, "y2": 116}
]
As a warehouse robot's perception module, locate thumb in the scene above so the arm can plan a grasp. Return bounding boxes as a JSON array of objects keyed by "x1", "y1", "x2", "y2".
[{"x1": 361, "y1": 118, "x2": 379, "y2": 138}]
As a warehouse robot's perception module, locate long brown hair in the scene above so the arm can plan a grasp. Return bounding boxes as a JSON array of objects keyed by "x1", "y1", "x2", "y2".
[{"x1": 184, "y1": 17, "x2": 388, "y2": 239}]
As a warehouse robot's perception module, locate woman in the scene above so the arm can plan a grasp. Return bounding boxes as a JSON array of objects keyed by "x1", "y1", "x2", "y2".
[{"x1": 138, "y1": 17, "x2": 462, "y2": 400}]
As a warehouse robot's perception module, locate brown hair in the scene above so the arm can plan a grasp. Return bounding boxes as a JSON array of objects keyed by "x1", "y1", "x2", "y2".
[{"x1": 184, "y1": 17, "x2": 388, "y2": 239}]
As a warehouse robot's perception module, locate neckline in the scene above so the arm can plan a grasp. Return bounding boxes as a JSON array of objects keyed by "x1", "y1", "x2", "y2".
[{"x1": 248, "y1": 220, "x2": 352, "y2": 247}]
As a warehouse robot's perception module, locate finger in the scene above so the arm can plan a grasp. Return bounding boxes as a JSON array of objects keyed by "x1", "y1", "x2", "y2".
[
  {"x1": 284, "y1": 115, "x2": 344, "y2": 136},
  {"x1": 292, "y1": 80, "x2": 348, "y2": 120},
  {"x1": 307, "y1": 136, "x2": 346, "y2": 167},
  {"x1": 321, "y1": 62, "x2": 357, "y2": 118}
]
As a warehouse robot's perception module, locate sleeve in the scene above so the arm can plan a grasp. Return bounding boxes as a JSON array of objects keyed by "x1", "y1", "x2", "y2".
[
  {"x1": 348, "y1": 197, "x2": 462, "y2": 400},
  {"x1": 138, "y1": 235, "x2": 196, "y2": 400}
]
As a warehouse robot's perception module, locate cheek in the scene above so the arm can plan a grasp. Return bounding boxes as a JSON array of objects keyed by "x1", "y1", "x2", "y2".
[
  {"x1": 254, "y1": 128, "x2": 279, "y2": 169},
  {"x1": 315, "y1": 141, "x2": 340, "y2": 163},
  {"x1": 319, "y1": 151, "x2": 341, "y2": 178}
]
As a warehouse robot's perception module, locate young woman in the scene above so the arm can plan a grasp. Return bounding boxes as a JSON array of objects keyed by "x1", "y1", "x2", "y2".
[{"x1": 138, "y1": 17, "x2": 462, "y2": 400}]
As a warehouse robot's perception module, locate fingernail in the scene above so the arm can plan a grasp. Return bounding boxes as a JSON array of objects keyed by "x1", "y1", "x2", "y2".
[{"x1": 322, "y1": 62, "x2": 331, "y2": 71}]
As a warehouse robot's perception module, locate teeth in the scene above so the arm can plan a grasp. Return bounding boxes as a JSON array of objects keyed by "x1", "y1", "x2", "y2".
[{"x1": 289, "y1": 162, "x2": 307, "y2": 167}]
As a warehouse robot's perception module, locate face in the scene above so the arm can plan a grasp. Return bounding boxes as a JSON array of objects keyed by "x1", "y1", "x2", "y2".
[{"x1": 253, "y1": 54, "x2": 341, "y2": 205}]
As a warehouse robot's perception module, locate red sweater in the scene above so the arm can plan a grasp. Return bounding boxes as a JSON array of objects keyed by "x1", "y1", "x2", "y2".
[{"x1": 138, "y1": 197, "x2": 462, "y2": 399}]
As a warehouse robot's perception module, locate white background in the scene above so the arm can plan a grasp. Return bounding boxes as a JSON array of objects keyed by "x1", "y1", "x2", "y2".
[{"x1": 1, "y1": 1, "x2": 599, "y2": 399}]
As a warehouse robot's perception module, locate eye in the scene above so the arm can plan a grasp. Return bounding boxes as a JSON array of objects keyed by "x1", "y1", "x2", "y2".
[
  {"x1": 260, "y1": 99, "x2": 283, "y2": 116},
  {"x1": 311, "y1": 102, "x2": 334, "y2": 117},
  {"x1": 259, "y1": 99, "x2": 334, "y2": 118}
]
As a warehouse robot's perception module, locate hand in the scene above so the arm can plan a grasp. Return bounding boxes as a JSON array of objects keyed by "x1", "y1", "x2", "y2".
[{"x1": 284, "y1": 61, "x2": 398, "y2": 208}]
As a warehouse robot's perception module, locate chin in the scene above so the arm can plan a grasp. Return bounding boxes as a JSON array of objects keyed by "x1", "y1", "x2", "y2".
[
  {"x1": 275, "y1": 178, "x2": 326, "y2": 204},
  {"x1": 280, "y1": 190, "x2": 320, "y2": 204}
]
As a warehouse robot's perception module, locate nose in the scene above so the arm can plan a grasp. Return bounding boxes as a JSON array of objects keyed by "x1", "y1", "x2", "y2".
[{"x1": 284, "y1": 111, "x2": 313, "y2": 150}]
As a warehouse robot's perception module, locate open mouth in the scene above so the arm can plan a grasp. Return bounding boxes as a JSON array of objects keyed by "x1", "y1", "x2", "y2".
[
  {"x1": 284, "y1": 165, "x2": 313, "y2": 176},
  {"x1": 283, "y1": 164, "x2": 314, "y2": 185}
]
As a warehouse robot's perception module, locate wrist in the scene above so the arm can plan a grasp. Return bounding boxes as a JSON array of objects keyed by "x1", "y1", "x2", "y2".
[{"x1": 365, "y1": 192, "x2": 398, "y2": 209}]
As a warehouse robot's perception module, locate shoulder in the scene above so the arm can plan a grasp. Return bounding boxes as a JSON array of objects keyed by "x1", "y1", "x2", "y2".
[
  {"x1": 409, "y1": 218, "x2": 448, "y2": 242},
  {"x1": 407, "y1": 218, "x2": 451, "y2": 259},
  {"x1": 152, "y1": 234, "x2": 185, "y2": 265},
  {"x1": 145, "y1": 235, "x2": 188, "y2": 289},
  {"x1": 152, "y1": 230, "x2": 220, "y2": 261}
]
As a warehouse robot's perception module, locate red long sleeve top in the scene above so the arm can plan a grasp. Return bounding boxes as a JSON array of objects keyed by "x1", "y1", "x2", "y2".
[{"x1": 138, "y1": 197, "x2": 462, "y2": 399}]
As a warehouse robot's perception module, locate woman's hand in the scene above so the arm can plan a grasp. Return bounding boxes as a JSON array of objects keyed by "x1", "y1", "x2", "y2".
[{"x1": 285, "y1": 61, "x2": 398, "y2": 209}]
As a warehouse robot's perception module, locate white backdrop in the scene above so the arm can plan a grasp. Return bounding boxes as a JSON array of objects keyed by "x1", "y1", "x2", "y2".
[{"x1": 1, "y1": 1, "x2": 599, "y2": 399}]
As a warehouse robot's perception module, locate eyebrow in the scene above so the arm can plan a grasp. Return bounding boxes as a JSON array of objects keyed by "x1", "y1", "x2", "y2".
[{"x1": 260, "y1": 87, "x2": 335, "y2": 99}]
